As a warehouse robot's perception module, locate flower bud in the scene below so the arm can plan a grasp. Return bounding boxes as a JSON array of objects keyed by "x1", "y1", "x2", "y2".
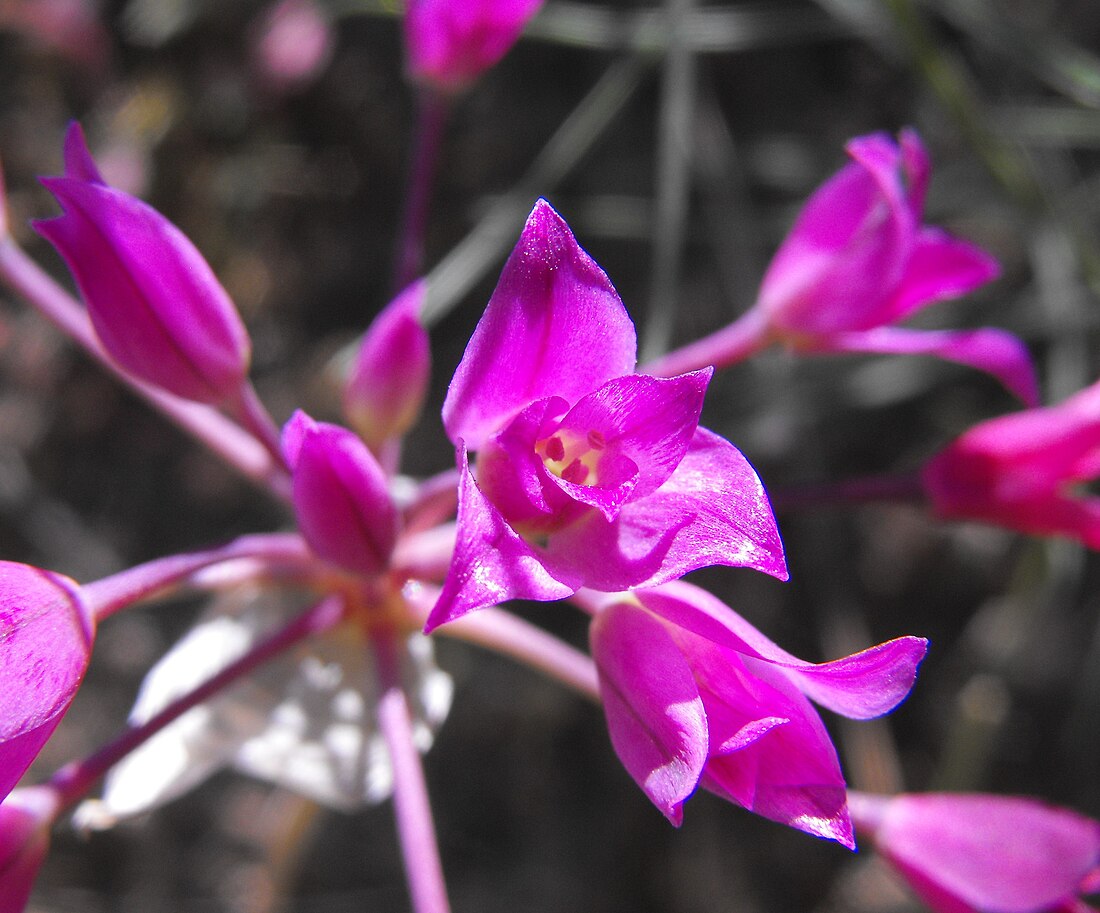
[
  {"x1": 34, "y1": 123, "x2": 251, "y2": 404},
  {"x1": 404, "y1": 0, "x2": 544, "y2": 95},
  {"x1": 0, "y1": 787, "x2": 59, "y2": 913},
  {"x1": 282, "y1": 411, "x2": 399, "y2": 575},
  {"x1": 343, "y1": 281, "x2": 430, "y2": 456}
]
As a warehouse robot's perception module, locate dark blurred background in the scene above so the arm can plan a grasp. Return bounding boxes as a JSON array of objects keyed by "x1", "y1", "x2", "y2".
[{"x1": 2, "y1": 1, "x2": 1100, "y2": 910}]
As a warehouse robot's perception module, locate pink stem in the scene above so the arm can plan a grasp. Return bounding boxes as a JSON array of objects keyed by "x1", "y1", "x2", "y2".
[
  {"x1": 0, "y1": 236, "x2": 292, "y2": 500},
  {"x1": 46, "y1": 595, "x2": 344, "y2": 811},
  {"x1": 373, "y1": 630, "x2": 452, "y2": 913},
  {"x1": 80, "y1": 532, "x2": 315, "y2": 622},
  {"x1": 639, "y1": 305, "x2": 772, "y2": 377},
  {"x1": 771, "y1": 472, "x2": 926, "y2": 511},
  {"x1": 394, "y1": 88, "x2": 451, "y2": 291}
]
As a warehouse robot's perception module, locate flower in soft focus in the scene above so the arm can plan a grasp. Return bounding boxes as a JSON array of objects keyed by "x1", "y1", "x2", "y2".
[
  {"x1": 848, "y1": 792, "x2": 1100, "y2": 913},
  {"x1": 73, "y1": 586, "x2": 453, "y2": 828},
  {"x1": 588, "y1": 580, "x2": 927, "y2": 844},
  {"x1": 0, "y1": 786, "x2": 60, "y2": 913},
  {"x1": 343, "y1": 281, "x2": 431, "y2": 464},
  {"x1": 250, "y1": 0, "x2": 334, "y2": 94},
  {"x1": 283, "y1": 410, "x2": 400, "y2": 575},
  {"x1": 649, "y1": 130, "x2": 1038, "y2": 406},
  {"x1": 921, "y1": 378, "x2": 1100, "y2": 548},
  {"x1": 403, "y1": 0, "x2": 544, "y2": 94},
  {"x1": 428, "y1": 199, "x2": 787, "y2": 630},
  {"x1": 34, "y1": 122, "x2": 252, "y2": 404},
  {"x1": 0, "y1": 562, "x2": 93, "y2": 803}
]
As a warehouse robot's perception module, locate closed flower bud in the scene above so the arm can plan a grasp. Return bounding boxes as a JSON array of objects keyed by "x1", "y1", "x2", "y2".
[{"x1": 34, "y1": 123, "x2": 251, "y2": 404}]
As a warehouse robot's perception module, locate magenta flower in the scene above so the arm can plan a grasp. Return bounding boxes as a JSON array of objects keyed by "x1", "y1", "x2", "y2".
[
  {"x1": 34, "y1": 123, "x2": 252, "y2": 404},
  {"x1": 0, "y1": 786, "x2": 59, "y2": 913},
  {"x1": 848, "y1": 791, "x2": 1100, "y2": 913},
  {"x1": 343, "y1": 281, "x2": 431, "y2": 460},
  {"x1": 589, "y1": 580, "x2": 927, "y2": 844},
  {"x1": 427, "y1": 199, "x2": 787, "y2": 630},
  {"x1": 647, "y1": 130, "x2": 1038, "y2": 406},
  {"x1": 282, "y1": 410, "x2": 399, "y2": 576},
  {"x1": 403, "y1": 0, "x2": 544, "y2": 94},
  {"x1": 0, "y1": 562, "x2": 93, "y2": 803},
  {"x1": 922, "y1": 378, "x2": 1100, "y2": 548}
]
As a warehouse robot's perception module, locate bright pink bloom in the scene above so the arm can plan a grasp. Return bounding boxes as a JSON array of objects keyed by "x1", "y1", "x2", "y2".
[
  {"x1": 0, "y1": 563, "x2": 93, "y2": 802},
  {"x1": 34, "y1": 123, "x2": 252, "y2": 404},
  {"x1": 589, "y1": 581, "x2": 927, "y2": 844},
  {"x1": 427, "y1": 200, "x2": 786, "y2": 630},
  {"x1": 0, "y1": 786, "x2": 59, "y2": 913},
  {"x1": 649, "y1": 130, "x2": 1037, "y2": 406},
  {"x1": 849, "y1": 792, "x2": 1100, "y2": 913},
  {"x1": 343, "y1": 281, "x2": 431, "y2": 457},
  {"x1": 922, "y1": 378, "x2": 1100, "y2": 548},
  {"x1": 282, "y1": 411, "x2": 399, "y2": 576},
  {"x1": 404, "y1": 0, "x2": 544, "y2": 94}
]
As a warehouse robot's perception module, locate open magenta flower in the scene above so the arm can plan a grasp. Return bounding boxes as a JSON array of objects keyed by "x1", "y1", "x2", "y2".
[
  {"x1": 646, "y1": 130, "x2": 1038, "y2": 406},
  {"x1": 427, "y1": 199, "x2": 787, "y2": 630},
  {"x1": 589, "y1": 580, "x2": 927, "y2": 843},
  {"x1": 848, "y1": 791, "x2": 1100, "y2": 913},
  {"x1": 34, "y1": 123, "x2": 252, "y2": 404},
  {"x1": 922, "y1": 378, "x2": 1100, "y2": 548},
  {"x1": 0, "y1": 562, "x2": 93, "y2": 803},
  {"x1": 404, "y1": 0, "x2": 544, "y2": 94}
]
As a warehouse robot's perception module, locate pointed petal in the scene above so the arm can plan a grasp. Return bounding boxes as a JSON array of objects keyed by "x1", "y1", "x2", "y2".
[
  {"x1": 283, "y1": 411, "x2": 399, "y2": 575},
  {"x1": 343, "y1": 281, "x2": 431, "y2": 454},
  {"x1": 878, "y1": 228, "x2": 1000, "y2": 325},
  {"x1": 425, "y1": 445, "x2": 577, "y2": 631},
  {"x1": 442, "y1": 199, "x2": 636, "y2": 449},
  {"x1": 811, "y1": 326, "x2": 1039, "y2": 406},
  {"x1": 637, "y1": 580, "x2": 927, "y2": 719},
  {"x1": 590, "y1": 602, "x2": 707, "y2": 826},
  {"x1": 0, "y1": 563, "x2": 93, "y2": 801},
  {"x1": 872, "y1": 794, "x2": 1100, "y2": 913},
  {"x1": 62, "y1": 122, "x2": 105, "y2": 184},
  {"x1": 899, "y1": 127, "x2": 931, "y2": 216}
]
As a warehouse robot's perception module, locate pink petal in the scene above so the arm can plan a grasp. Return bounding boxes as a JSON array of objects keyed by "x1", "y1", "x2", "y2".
[
  {"x1": 425, "y1": 445, "x2": 576, "y2": 631},
  {"x1": 442, "y1": 199, "x2": 636, "y2": 449},
  {"x1": 637, "y1": 580, "x2": 927, "y2": 719},
  {"x1": 698, "y1": 653, "x2": 853, "y2": 847},
  {"x1": 61, "y1": 121, "x2": 104, "y2": 183},
  {"x1": 404, "y1": 0, "x2": 544, "y2": 93},
  {"x1": 899, "y1": 127, "x2": 931, "y2": 216},
  {"x1": 282, "y1": 411, "x2": 399, "y2": 575},
  {"x1": 34, "y1": 126, "x2": 251, "y2": 404},
  {"x1": 0, "y1": 563, "x2": 93, "y2": 801},
  {"x1": 590, "y1": 602, "x2": 708, "y2": 826},
  {"x1": 878, "y1": 228, "x2": 1001, "y2": 325},
  {"x1": 758, "y1": 133, "x2": 914, "y2": 336},
  {"x1": 539, "y1": 429, "x2": 786, "y2": 591},
  {"x1": 343, "y1": 281, "x2": 431, "y2": 454},
  {"x1": 872, "y1": 794, "x2": 1100, "y2": 913},
  {"x1": 811, "y1": 326, "x2": 1040, "y2": 406}
]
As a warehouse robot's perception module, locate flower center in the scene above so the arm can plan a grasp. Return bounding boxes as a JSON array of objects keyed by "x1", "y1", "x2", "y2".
[{"x1": 536, "y1": 428, "x2": 606, "y2": 486}]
